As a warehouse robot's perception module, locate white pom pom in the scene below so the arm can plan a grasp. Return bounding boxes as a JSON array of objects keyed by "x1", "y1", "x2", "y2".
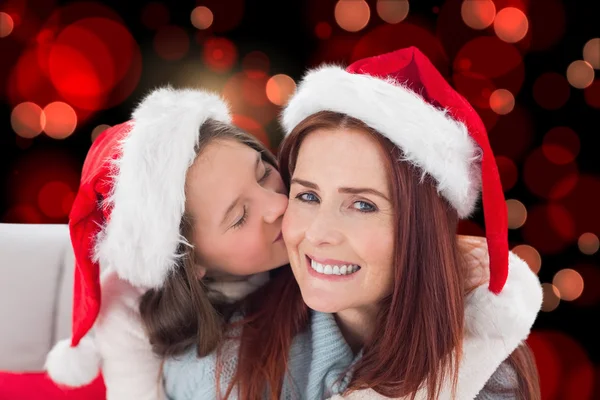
[{"x1": 45, "y1": 337, "x2": 101, "y2": 387}]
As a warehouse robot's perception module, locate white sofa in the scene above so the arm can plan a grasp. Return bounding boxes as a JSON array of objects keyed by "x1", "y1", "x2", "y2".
[{"x1": 0, "y1": 223, "x2": 73, "y2": 372}]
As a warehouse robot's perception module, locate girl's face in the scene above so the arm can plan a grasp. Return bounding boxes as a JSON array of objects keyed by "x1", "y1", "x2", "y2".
[
  {"x1": 186, "y1": 138, "x2": 289, "y2": 277},
  {"x1": 282, "y1": 128, "x2": 395, "y2": 315}
]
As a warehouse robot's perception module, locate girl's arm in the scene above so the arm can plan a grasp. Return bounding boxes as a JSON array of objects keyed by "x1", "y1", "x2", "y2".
[{"x1": 94, "y1": 270, "x2": 166, "y2": 400}]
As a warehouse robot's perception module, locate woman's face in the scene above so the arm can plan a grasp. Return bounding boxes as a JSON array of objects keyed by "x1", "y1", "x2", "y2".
[
  {"x1": 186, "y1": 138, "x2": 289, "y2": 277},
  {"x1": 282, "y1": 128, "x2": 395, "y2": 314}
]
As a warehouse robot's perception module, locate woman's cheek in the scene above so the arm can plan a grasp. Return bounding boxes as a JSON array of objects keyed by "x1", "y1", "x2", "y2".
[{"x1": 282, "y1": 205, "x2": 305, "y2": 244}]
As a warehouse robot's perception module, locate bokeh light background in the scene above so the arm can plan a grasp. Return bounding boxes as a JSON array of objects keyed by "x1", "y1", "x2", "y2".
[{"x1": 1, "y1": 1, "x2": 598, "y2": 398}]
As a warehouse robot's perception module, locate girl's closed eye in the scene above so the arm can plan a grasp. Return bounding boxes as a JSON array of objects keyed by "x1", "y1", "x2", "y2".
[
  {"x1": 259, "y1": 164, "x2": 272, "y2": 184},
  {"x1": 232, "y1": 205, "x2": 247, "y2": 229}
]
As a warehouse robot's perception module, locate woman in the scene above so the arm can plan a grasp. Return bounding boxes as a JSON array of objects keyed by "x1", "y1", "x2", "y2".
[
  {"x1": 163, "y1": 48, "x2": 542, "y2": 399},
  {"x1": 44, "y1": 87, "x2": 289, "y2": 399}
]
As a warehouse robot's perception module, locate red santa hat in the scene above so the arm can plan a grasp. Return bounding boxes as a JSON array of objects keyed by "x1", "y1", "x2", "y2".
[
  {"x1": 282, "y1": 47, "x2": 509, "y2": 294},
  {"x1": 45, "y1": 87, "x2": 232, "y2": 387}
]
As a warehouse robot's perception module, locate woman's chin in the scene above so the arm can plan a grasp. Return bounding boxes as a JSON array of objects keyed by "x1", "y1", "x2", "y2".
[{"x1": 300, "y1": 290, "x2": 345, "y2": 314}]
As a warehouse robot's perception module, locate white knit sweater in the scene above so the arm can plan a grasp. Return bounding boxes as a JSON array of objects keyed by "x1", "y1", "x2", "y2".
[{"x1": 93, "y1": 271, "x2": 268, "y2": 400}]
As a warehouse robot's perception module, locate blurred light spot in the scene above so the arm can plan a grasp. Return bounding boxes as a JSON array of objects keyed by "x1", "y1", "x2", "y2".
[
  {"x1": 11, "y1": 102, "x2": 46, "y2": 138},
  {"x1": 203, "y1": 37, "x2": 237, "y2": 73},
  {"x1": 454, "y1": 36, "x2": 524, "y2": 79},
  {"x1": 141, "y1": 2, "x2": 169, "y2": 30},
  {"x1": 242, "y1": 73, "x2": 268, "y2": 106},
  {"x1": 566, "y1": 60, "x2": 595, "y2": 89},
  {"x1": 43, "y1": 102, "x2": 77, "y2": 139},
  {"x1": 506, "y1": 199, "x2": 527, "y2": 229},
  {"x1": 461, "y1": 0, "x2": 495, "y2": 30},
  {"x1": 7, "y1": 146, "x2": 80, "y2": 224},
  {"x1": 7, "y1": 47, "x2": 53, "y2": 111},
  {"x1": 376, "y1": 0, "x2": 409, "y2": 24},
  {"x1": 547, "y1": 203, "x2": 577, "y2": 241},
  {"x1": 0, "y1": 12, "x2": 14, "y2": 38},
  {"x1": 37, "y1": 181, "x2": 73, "y2": 218},
  {"x1": 266, "y1": 74, "x2": 296, "y2": 106},
  {"x1": 512, "y1": 244, "x2": 541, "y2": 274},
  {"x1": 432, "y1": 6, "x2": 440, "y2": 14},
  {"x1": 48, "y1": 24, "x2": 108, "y2": 111},
  {"x1": 495, "y1": 156, "x2": 518, "y2": 191},
  {"x1": 494, "y1": 7, "x2": 528, "y2": 43},
  {"x1": 45, "y1": 18, "x2": 141, "y2": 112},
  {"x1": 222, "y1": 72, "x2": 278, "y2": 125},
  {"x1": 154, "y1": 25, "x2": 189, "y2": 61},
  {"x1": 522, "y1": 204, "x2": 576, "y2": 254},
  {"x1": 232, "y1": 114, "x2": 270, "y2": 151},
  {"x1": 62, "y1": 191, "x2": 75, "y2": 215},
  {"x1": 91, "y1": 124, "x2": 111, "y2": 142},
  {"x1": 541, "y1": 283, "x2": 560, "y2": 311},
  {"x1": 542, "y1": 127, "x2": 580, "y2": 165},
  {"x1": 553, "y1": 269, "x2": 584, "y2": 301},
  {"x1": 584, "y1": 80, "x2": 600, "y2": 108},
  {"x1": 242, "y1": 51, "x2": 270, "y2": 77},
  {"x1": 191, "y1": 6, "x2": 213, "y2": 30},
  {"x1": 454, "y1": 37, "x2": 525, "y2": 101},
  {"x1": 315, "y1": 22, "x2": 332, "y2": 39},
  {"x1": 523, "y1": 148, "x2": 578, "y2": 200},
  {"x1": 583, "y1": 38, "x2": 600, "y2": 69},
  {"x1": 526, "y1": 332, "x2": 561, "y2": 399},
  {"x1": 578, "y1": 233, "x2": 599, "y2": 255},
  {"x1": 528, "y1": 330, "x2": 595, "y2": 399},
  {"x1": 533, "y1": 72, "x2": 570, "y2": 110},
  {"x1": 335, "y1": 0, "x2": 370, "y2": 33},
  {"x1": 489, "y1": 89, "x2": 514, "y2": 114},
  {"x1": 3, "y1": 204, "x2": 43, "y2": 224}
]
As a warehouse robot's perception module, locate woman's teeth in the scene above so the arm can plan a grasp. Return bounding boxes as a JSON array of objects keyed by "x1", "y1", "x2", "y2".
[{"x1": 310, "y1": 259, "x2": 360, "y2": 276}]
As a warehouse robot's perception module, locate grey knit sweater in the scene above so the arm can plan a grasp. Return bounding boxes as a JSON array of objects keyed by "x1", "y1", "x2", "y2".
[{"x1": 163, "y1": 311, "x2": 518, "y2": 399}]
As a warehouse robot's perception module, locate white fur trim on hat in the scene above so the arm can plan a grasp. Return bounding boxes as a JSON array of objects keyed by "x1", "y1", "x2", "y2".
[
  {"x1": 282, "y1": 66, "x2": 482, "y2": 218},
  {"x1": 93, "y1": 87, "x2": 232, "y2": 288}
]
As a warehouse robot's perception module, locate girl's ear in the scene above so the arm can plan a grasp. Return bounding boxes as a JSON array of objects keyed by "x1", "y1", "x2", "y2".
[{"x1": 195, "y1": 264, "x2": 207, "y2": 280}]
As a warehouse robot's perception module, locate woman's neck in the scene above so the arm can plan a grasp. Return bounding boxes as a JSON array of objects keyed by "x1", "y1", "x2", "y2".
[{"x1": 334, "y1": 305, "x2": 379, "y2": 354}]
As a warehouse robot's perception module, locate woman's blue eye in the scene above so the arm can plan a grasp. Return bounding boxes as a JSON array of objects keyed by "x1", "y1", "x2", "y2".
[
  {"x1": 354, "y1": 201, "x2": 376, "y2": 212},
  {"x1": 296, "y1": 192, "x2": 318, "y2": 203}
]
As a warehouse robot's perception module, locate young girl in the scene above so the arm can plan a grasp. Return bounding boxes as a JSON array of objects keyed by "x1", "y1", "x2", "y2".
[
  {"x1": 162, "y1": 48, "x2": 542, "y2": 399},
  {"x1": 44, "y1": 87, "x2": 289, "y2": 399}
]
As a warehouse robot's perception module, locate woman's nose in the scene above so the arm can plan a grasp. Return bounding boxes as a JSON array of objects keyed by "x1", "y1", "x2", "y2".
[{"x1": 304, "y1": 209, "x2": 343, "y2": 247}]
